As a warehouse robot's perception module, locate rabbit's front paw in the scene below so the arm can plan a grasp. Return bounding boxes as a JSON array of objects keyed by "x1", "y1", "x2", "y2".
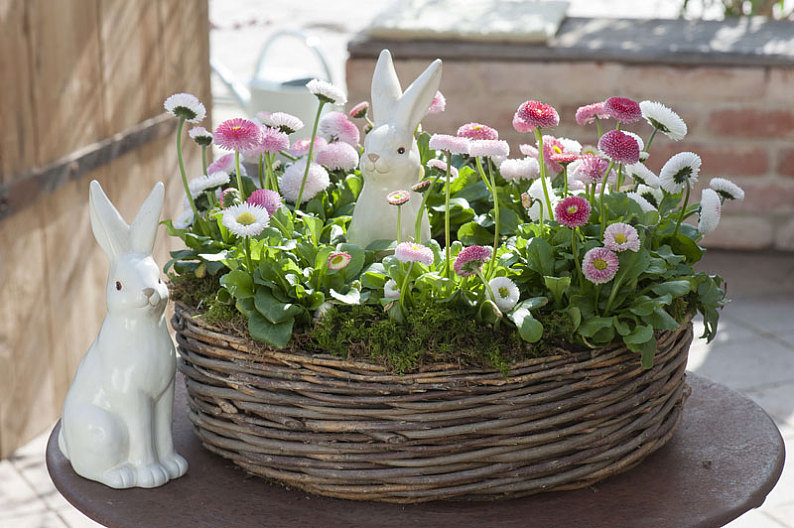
[
  {"x1": 135, "y1": 463, "x2": 171, "y2": 488},
  {"x1": 102, "y1": 464, "x2": 137, "y2": 489},
  {"x1": 161, "y1": 453, "x2": 188, "y2": 479}
]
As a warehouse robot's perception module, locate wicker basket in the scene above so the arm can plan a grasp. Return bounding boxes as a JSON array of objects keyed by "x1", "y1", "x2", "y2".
[{"x1": 173, "y1": 302, "x2": 693, "y2": 503}]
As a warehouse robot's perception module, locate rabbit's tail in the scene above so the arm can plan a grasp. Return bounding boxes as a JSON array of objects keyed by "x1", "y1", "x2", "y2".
[{"x1": 58, "y1": 426, "x2": 69, "y2": 460}]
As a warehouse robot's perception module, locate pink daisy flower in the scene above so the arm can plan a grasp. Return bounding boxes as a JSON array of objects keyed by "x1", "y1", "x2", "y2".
[
  {"x1": 500, "y1": 158, "x2": 540, "y2": 181},
  {"x1": 427, "y1": 158, "x2": 459, "y2": 178},
  {"x1": 453, "y1": 245, "x2": 492, "y2": 277},
  {"x1": 219, "y1": 187, "x2": 241, "y2": 208},
  {"x1": 279, "y1": 160, "x2": 330, "y2": 203},
  {"x1": 429, "y1": 134, "x2": 470, "y2": 155},
  {"x1": 603, "y1": 97, "x2": 642, "y2": 124},
  {"x1": 208, "y1": 152, "x2": 247, "y2": 177},
  {"x1": 574, "y1": 154, "x2": 611, "y2": 185},
  {"x1": 575, "y1": 101, "x2": 610, "y2": 126},
  {"x1": 521, "y1": 192, "x2": 533, "y2": 209},
  {"x1": 246, "y1": 126, "x2": 290, "y2": 156},
  {"x1": 289, "y1": 137, "x2": 328, "y2": 158},
  {"x1": 604, "y1": 223, "x2": 640, "y2": 252},
  {"x1": 247, "y1": 189, "x2": 282, "y2": 216},
  {"x1": 349, "y1": 101, "x2": 369, "y2": 119},
  {"x1": 386, "y1": 190, "x2": 410, "y2": 206},
  {"x1": 426, "y1": 91, "x2": 446, "y2": 115},
  {"x1": 214, "y1": 118, "x2": 263, "y2": 152},
  {"x1": 457, "y1": 122, "x2": 499, "y2": 140},
  {"x1": 315, "y1": 141, "x2": 359, "y2": 171},
  {"x1": 598, "y1": 130, "x2": 640, "y2": 164},
  {"x1": 513, "y1": 101, "x2": 560, "y2": 132},
  {"x1": 327, "y1": 251, "x2": 352, "y2": 271},
  {"x1": 469, "y1": 139, "x2": 509, "y2": 158},
  {"x1": 582, "y1": 247, "x2": 620, "y2": 284},
  {"x1": 549, "y1": 152, "x2": 579, "y2": 165},
  {"x1": 319, "y1": 111, "x2": 360, "y2": 146},
  {"x1": 519, "y1": 144, "x2": 539, "y2": 157},
  {"x1": 394, "y1": 242, "x2": 434, "y2": 266},
  {"x1": 412, "y1": 180, "x2": 432, "y2": 193},
  {"x1": 554, "y1": 196, "x2": 591, "y2": 228}
]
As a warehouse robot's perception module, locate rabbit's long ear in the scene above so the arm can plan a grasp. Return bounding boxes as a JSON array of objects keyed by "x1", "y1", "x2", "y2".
[
  {"x1": 89, "y1": 180, "x2": 130, "y2": 261},
  {"x1": 371, "y1": 49, "x2": 402, "y2": 124},
  {"x1": 130, "y1": 182, "x2": 164, "y2": 255},
  {"x1": 396, "y1": 58, "x2": 442, "y2": 132}
]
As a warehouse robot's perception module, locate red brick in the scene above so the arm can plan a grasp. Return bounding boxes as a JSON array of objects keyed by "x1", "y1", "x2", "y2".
[
  {"x1": 708, "y1": 108, "x2": 794, "y2": 138},
  {"x1": 776, "y1": 147, "x2": 794, "y2": 177},
  {"x1": 645, "y1": 142, "x2": 769, "y2": 177}
]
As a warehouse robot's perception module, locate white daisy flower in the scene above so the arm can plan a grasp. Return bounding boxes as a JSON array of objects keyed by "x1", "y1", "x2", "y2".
[
  {"x1": 261, "y1": 111, "x2": 305, "y2": 135},
  {"x1": 384, "y1": 279, "x2": 400, "y2": 299},
  {"x1": 624, "y1": 162, "x2": 660, "y2": 188},
  {"x1": 173, "y1": 209, "x2": 194, "y2": 230},
  {"x1": 627, "y1": 191, "x2": 658, "y2": 214},
  {"x1": 188, "y1": 171, "x2": 230, "y2": 197},
  {"x1": 188, "y1": 126, "x2": 213, "y2": 146},
  {"x1": 557, "y1": 137, "x2": 582, "y2": 154},
  {"x1": 314, "y1": 301, "x2": 334, "y2": 321},
  {"x1": 164, "y1": 93, "x2": 206, "y2": 123},
  {"x1": 526, "y1": 177, "x2": 559, "y2": 222},
  {"x1": 499, "y1": 157, "x2": 540, "y2": 181},
  {"x1": 640, "y1": 101, "x2": 687, "y2": 141},
  {"x1": 709, "y1": 177, "x2": 745, "y2": 201},
  {"x1": 486, "y1": 277, "x2": 520, "y2": 313},
  {"x1": 659, "y1": 152, "x2": 701, "y2": 194},
  {"x1": 222, "y1": 203, "x2": 269, "y2": 237},
  {"x1": 698, "y1": 188, "x2": 722, "y2": 234},
  {"x1": 306, "y1": 79, "x2": 347, "y2": 105},
  {"x1": 637, "y1": 184, "x2": 664, "y2": 207},
  {"x1": 279, "y1": 160, "x2": 330, "y2": 204}
]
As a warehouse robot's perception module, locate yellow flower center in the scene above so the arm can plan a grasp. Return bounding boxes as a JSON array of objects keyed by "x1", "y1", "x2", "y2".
[
  {"x1": 553, "y1": 146, "x2": 563, "y2": 154},
  {"x1": 594, "y1": 259, "x2": 608, "y2": 271},
  {"x1": 614, "y1": 233, "x2": 628, "y2": 244},
  {"x1": 498, "y1": 286, "x2": 510, "y2": 298},
  {"x1": 232, "y1": 126, "x2": 242, "y2": 130},
  {"x1": 567, "y1": 205, "x2": 578, "y2": 214},
  {"x1": 236, "y1": 212, "x2": 257, "y2": 225}
]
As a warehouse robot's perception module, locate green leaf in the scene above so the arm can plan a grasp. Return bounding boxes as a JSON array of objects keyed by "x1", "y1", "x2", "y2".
[
  {"x1": 624, "y1": 323, "x2": 654, "y2": 345},
  {"x1": 334, "y1": 243, "x2": 365, "y2": 281},
  {"x1": 510, "y1": 308, "x2": 544, "y2": 343},
  {"x1": 248, "y1": 311, "x2": 293, "y2": 348},
  {"x1": 661, "y1": 233, "x2": 703, "y2": 263},
  {"x1": 651, "y1": 280, "x2": 692, "y2": 298},
  {"x1": 579, "y1": 317, "x2": 614, "y2": 339},
  {"x1": 457, "y1": 222, "x2": 493, "y2": 246},
  {"x1": 254, "y1": 287, "x2": 302, "y2": 324},
  {"x1": 543, "y1": 276, "x2": 570, "y2": 306},
  {"x1": 567, "y1": 306, "x2": 581, "y2": 331},
  {"x1": 525, "y1": 237, "x2": 554, "y2": 276},
  {"x1": 220, "y1": 270, "x2": 254, "y2": 299},
  {"x1": 366, "y1": 239, "x2": 396, "y2": 252},
  {"x1": 303, "y1": 216, "x2": 323, "y2": 245},
  {"x1": 478, "y1": 299, "x2": 503, "y2": 325},
  {"x1": 648, "y1": 307, "x2": 680, "y2": 331}
]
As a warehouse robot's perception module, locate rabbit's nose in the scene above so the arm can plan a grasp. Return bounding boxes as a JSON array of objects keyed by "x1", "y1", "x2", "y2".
[
  {"x1": 142, "y1": 288, "x2": 155, "y2": 299},
  {"x1": 368, "y1": 154, "x2": 380, "y2": 163}
]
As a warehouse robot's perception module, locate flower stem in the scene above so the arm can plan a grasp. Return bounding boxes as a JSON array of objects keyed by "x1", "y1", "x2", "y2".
[
  {"x1": 176, "y1": 118, "x2": 200, "y2": 220},
  {"x1": 399, "y1": 261, "x2": 415, "y2": 312},
  {"x1": 243, "y1": 236, "x2": 254, "y2": 273},
  {"x1": 201, "y1": 146, "x2": 208, "y2": 175},
  {"x1": 414, "y1": 174, "x2": 440, "y2": 243},
  {"x1": 476, "y1": 157, "x2": 499, "y2": 279},
  {"x1": 604, "y1": 267, "x2": 627, "y2": 315},
  {"x1": 595, "y1": 117, "x2": 603, "y2": 140},
  {"x1": 475, "y1": 268, "x2": 496, "y2": 304},
  {"x1": 444, "y1": 151, "x2": 452, "y2": 278},
  {"x1": 673, "y1": 181, "x2": 691, "y2": 237},
  {"x1": 396, "y1": 205, "x2": 402, "y2": 244},
  {"x1": 644, "y1": 128, "x2": 658, "y2": 153},
  {"x1": 599, "y1": 160, "x2": 616, "y2": 238},
  {"x1": 562, "y1": 165, "x2": 569, "y2": 198},
  {"x1": 295, "y1": 101, "x2": 325, "y2": 211},
  {"x1": 235, "y1": 150, "x2": 247, "y2": 202},
  {"x1": 571, "y1": 228, "x2": 582, "y2": 285},
  {"x1": 533, "y1": 128, "x2": 553, "y2": 236},
  {"x1": 258, "y1": 154, "x2": 265, "y2": 189}
]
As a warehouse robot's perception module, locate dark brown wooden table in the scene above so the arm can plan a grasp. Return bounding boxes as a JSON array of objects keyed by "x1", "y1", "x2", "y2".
[{"x1": 47, "y1": 373, "x2": 785, "y2": 528}]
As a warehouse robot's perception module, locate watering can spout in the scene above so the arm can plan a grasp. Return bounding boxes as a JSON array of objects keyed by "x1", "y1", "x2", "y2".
[{"x1": 210, "y1": 57, "x2": 251, "y2": 110}]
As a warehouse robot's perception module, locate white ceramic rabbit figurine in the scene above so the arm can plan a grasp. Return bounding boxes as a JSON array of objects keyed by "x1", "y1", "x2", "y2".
[
  {"x1": 347, "y1": 49, "x2": 442, "y2": 247},
  {"x1": 58, "y1": 180, "x2": 187, "y2": 489}
]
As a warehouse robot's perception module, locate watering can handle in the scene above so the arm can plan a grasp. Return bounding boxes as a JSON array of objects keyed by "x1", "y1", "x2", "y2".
[{"x1": 252, "y1": 28, "x2": 335, "y2": 85}]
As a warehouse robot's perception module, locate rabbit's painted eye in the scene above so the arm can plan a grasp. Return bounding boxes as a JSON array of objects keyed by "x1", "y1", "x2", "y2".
[
  {"x1": 115, "y1": 281, "x2": 122, "y2": 291},
  {"x1": 397, "y1": 147, "x2": 406, "y2": 154},
  {"x1": 159, "y1": 278, "x2": 162, "y2": 284}
]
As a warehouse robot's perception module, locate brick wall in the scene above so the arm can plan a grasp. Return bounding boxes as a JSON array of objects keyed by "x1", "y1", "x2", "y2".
[{"x1": 346, "y1": 58, "x2": 794, "y2": 251}]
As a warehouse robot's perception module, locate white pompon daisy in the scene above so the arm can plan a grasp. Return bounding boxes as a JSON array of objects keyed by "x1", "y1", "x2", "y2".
[
  {"x1": 306, "y1": 79, "x2": 347, "y2": 105},
  {"x1": 624, "y1": 162, "x2": 660, "y2": 188},
  {"x1": 659, "y1": 152, "x2": 701, "y2": 194},
  {"x1": 626, "y1": 191, "x2": 658, "y2": 214},
  {"x1": 164, "y1": 93, "x2": 206, "y2": 123},
  {"x1": 698, "y1": 188, "x2": 722, "y2": 234},
  {"x1": 640, "y1": 101, "x2": 687, "y2": 141},
  {"x1": 188, "y1": 171, "x2": 231, "y2": 196},
  {"x1": 709, "y1": 177, "x2": 745, "y2": 201},
  {"x1": 486, "y1": 277, "x2": 520, "y2": 313},
  {"x1": 636, "y1": 184, "x2": 664, "y2": 207},
  {"x1": 279, "y1": 160, "x2": 330, "y2": 203},
  {"x1": 173, "y1": 209, "x2": 195, "y2": 230},
  {"x1": 261, "y1": 111, "x2": 305, "y2": 134},
  {"x1": 500, "y1": 157, "x2": 540, "y2": 181},
  {"x1": 222, "y1": 203, "x2": 269, "y2": 237},
  {"x1": 384, "y1": 279, "x2": 400, "y2": 299},
  {"x1": 188, "y1": 126, "x2": 213, "y2": 146},
  {"x1": 526, "y1": 177, "x2": 559, "y2": 222}
]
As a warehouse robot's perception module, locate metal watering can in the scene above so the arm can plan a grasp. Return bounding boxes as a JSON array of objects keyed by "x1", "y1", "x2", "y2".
[{"x1": 211, "y1": 29, "x2": 339, "y2": 139}]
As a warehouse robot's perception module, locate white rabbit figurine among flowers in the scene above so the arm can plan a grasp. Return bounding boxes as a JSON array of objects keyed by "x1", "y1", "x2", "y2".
[
  {"x1": 58, "y1": 180, "x2": 187, "y2": 489},
  {"x1": 347, "y1": 49, "x2": 442, "y2": 247}
]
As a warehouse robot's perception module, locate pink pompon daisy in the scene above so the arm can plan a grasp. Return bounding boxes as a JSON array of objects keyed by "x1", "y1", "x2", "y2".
[
  {"x1": 319, "y1": 111, "x2": 360, "y2": 146},
  {"x1": 457, "y1": 122, "x2": 499, "y2": 140},
  {"x1": 349, "y1": 101, "x2": 370, "y2": 119},
  {"x1": 426, "y1": 91, "x2": 446, "y2": 115},
  {"x1": 469, "y1": 139, "x2": 509, "y2": 158},
  {"x1": 327, "y1": 251, "x2": 352, "y2": 271},
  {"x1": 395, "y1": 242, "x2": 434, "y2": 266},
  {"x1": 188, "y1": 126, "x2": 213, "y2": 146},
  {"x1": 513, "y1": 101, "x2": 560, "y2": 132},
  {"x1": 549, "y1": 152, "x2": 579, "y2": 165},
  {"x1": 453, "y1": 245, "x2": 492, "y2": 277},
  {"x1": 500, "y1": 157, "x2": 540, "y2": 181},
  {"x1": 164, "y1": 93, "x2": 206, "y2": 123},
  {"x1": 582, "y1": 247, "x2": 620, "y2": 284},
  {"x1": 386, "y1": 190, "x2": 410, "y2": 206},
  {"x1": 598, "y1": 130, "x2": 640, "y2": 164},
  {"x1": 214, "y1": 118, "x2": 263, "y2": 152},
  {"x1": 289, "y1": 136, "x2": 328, "y2": 158},
  {"x1": 315, "y1": 141, "x2": 359, "y2": 171},
  {"x1": 575, "y1": 101, "x2": 610, "y2": 126},
  {"x1": 279, "y1": 160, "x2": 330, "y2": 203},
  {"x1": 429, "y1": 134, "x2": 470, "y2": 155},
  {"x1": 246, "y1": 126, "x2": 290, "y2": 156},
  {"x1": 260, "y1": 112, "x2": 304, "y2": 135},
  {"x1": 411, "y1": 179, "x2": 432, "y2": 193},
  {"x1": 604, "y1": 223, "x2": 640, "y2": 252},
  {"x1": 219, "y1": 187, "x2": 241, "y2": 208},
  {"x1": 554, "y1": 196, "x2": 591, "y2": 228},
  {"x1": 603, "y1": 97, "x2": 642, "y2": 124},
  {"x1": 247, "y1": 189, "x2": 282, "y2": 216},
  {"x1": 306, "y1": 78, "x2": 347, "y2": 105},
  {"x1": 427, "y1": 158, "x2": 459, "y2": 178},
  {"x1": 574, "y1": 154, "x2": 610, "y2": 185},
  {"x1": 519, "y1": 144, "x2": 539, "y2": 157}
]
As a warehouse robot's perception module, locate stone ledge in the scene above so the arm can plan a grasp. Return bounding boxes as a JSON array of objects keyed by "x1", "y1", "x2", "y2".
[{"x1": 350, "y1": 16, "x2": 794, "y2": 68}]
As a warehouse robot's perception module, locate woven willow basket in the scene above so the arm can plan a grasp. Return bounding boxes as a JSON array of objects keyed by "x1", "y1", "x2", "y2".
[{"x1": 173, "y1": 301, "x2": 694, "y2": 503}]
